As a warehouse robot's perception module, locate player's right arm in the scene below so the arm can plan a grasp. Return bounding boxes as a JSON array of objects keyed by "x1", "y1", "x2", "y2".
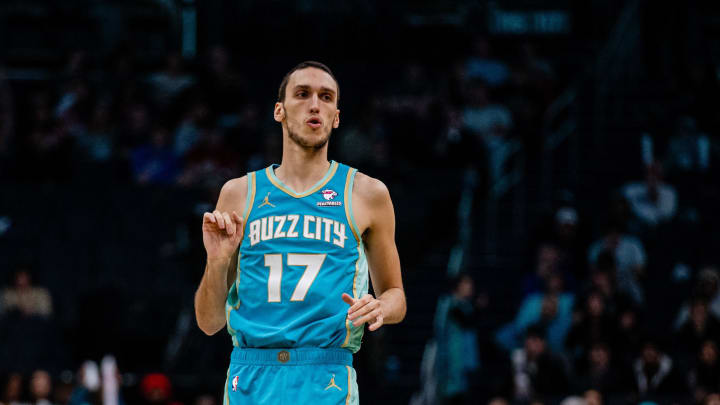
[{"x1": 194, "y1": 176, "x2": 247, "y2": 336}]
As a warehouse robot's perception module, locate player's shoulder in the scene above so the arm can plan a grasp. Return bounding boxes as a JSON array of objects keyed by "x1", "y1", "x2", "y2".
[
  {"x1": 218, "y1": 176, "x2": 248, "y2": 203},
  {"x1": 353, "y1": 171, "x2": 391, "y2": 205}
]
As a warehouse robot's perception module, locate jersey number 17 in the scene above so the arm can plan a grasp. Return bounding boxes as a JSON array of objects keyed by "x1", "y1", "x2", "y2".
[{"x1": 263, "y1": 253, "x2": 327, "y2": 302}]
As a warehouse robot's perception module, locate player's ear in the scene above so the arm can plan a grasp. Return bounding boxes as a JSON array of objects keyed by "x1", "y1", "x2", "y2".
[
  {"x1": 274, "y1": 102, "x2": 285, "y2": 122},
  {"x1": 332, "y1": 110, "x2": 340, "y2": 129}
]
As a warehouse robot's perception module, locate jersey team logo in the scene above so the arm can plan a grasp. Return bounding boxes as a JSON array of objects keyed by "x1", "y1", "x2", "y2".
[
  {"x1": 231, "y1": 375, "x2": 239, "y2": 392},
  {"x1": 318, "y1": 189, "x2": 342, "y2": 207}
]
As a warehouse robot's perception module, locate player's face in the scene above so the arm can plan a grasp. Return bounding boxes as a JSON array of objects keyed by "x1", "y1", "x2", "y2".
[{"x1": 274, "y1": 67, "x2": 340, "y2": 150}]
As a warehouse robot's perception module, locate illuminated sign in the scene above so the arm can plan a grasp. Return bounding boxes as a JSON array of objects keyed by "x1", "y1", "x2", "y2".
[{"x1": 489, "y1": 6, "x2": 571, "y2": 35}]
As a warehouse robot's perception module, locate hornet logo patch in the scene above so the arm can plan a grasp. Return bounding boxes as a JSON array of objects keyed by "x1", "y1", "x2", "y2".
[
  {"x1": 318, "y1": 189, "x2": 342, "y2": 207},
  {"x1": 321, "y1": 189, "x2": 338, "y2": 200}
]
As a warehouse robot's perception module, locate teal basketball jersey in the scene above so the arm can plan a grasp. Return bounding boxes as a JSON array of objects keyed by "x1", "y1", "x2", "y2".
[{"x1": 226, "y1": 161, "x2": 368, "y2": 353}]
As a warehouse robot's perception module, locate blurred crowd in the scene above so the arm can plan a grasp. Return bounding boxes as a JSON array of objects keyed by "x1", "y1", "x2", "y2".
[
  {"x1": 0, "y1": 267, "x2": 217, "y2": 405},
  {"x1": 427, "y1": 214, "x2": 720, "y2": 405},
  {"x1": 0, "y1": 36, "x2": 561, "y2": 192},
  {"x1": 424, "y1": 120, "x2": 720, "y2": 404}
]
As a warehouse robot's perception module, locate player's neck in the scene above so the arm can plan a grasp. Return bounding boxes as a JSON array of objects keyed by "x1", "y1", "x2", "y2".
[{"x1": 275, "y1": 146, "x2": 331, "y2": 194}]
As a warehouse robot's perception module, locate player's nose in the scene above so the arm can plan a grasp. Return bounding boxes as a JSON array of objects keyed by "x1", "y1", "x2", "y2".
[{"x1": 309, "y1": 94, "x2": 320, "y2": 112}]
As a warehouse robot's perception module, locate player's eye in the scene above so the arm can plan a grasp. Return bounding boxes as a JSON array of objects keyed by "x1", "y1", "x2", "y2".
[
  {"x1": 296, "y1": 91, "x2": 308, "y2": 97},
  {"x1": 322, "y1": 93, "x2": 333, "y2": 101}
]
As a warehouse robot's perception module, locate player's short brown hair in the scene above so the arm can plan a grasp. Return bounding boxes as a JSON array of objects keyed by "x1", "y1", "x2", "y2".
[{"x1": 277, "y1": 61, "x2": 339, "y2": 103}]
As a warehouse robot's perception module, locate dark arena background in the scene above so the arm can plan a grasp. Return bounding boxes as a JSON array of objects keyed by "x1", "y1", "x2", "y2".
[{"x1": 2, "y1": 1, "x2": 720, "y2": 404}]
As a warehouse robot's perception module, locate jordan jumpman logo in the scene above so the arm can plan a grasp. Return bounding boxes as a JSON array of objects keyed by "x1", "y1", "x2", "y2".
[
  {"x1": 324, "y1": 374, "x2": 341, "y2": 391},
  {"x1": 258, "y1": 192, "x2": 275, "y2": 208}
]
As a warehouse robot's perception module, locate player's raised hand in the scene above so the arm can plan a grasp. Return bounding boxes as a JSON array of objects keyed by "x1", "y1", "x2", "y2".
[
  {"x1": 342, "y1": 293, "x2": 385, "y2": 332},
  {"x1": 202, "y1": 210, "x2": 244, "y2": 261}
]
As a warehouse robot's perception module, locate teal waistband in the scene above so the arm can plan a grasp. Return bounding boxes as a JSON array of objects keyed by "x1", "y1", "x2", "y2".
[{"x1": 231, "y1": 347, "x2": 353, "y2": 366}]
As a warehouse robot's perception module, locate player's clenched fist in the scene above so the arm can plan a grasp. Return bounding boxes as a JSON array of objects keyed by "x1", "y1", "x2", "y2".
[
  {"x1": 342, "y1": 293, "x2": 385, "y2": 331},
  {"x1": 202, "y1": 210, "x2": 244, "y2": 261}
]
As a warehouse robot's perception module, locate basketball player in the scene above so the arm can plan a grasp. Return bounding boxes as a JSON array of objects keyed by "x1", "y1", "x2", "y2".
[{"x1": 194, "y1": 61, "x2": 406, "y2": 404}]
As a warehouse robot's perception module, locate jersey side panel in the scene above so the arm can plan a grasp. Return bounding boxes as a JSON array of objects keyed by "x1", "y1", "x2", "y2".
[
  {"x1": 226, "y1": 171, "x2": 256, "y2": 347},
  {"x1": 341, "y1": 168, "x2": 368, "y2": 353}
]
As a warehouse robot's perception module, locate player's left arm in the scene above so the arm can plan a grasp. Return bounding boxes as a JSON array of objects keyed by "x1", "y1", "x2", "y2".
[{"x1": 343, "y1": 174, "x2": 406, "y2": 331}]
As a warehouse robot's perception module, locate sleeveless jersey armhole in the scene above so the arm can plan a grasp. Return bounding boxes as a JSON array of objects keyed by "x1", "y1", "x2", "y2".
[
  {"x1": 231, "y1": 172, "x2": 256, "y2": 309},
  {"x1": 243, "y1": 172, "x2": 256, "y2": 231},
  {"x1": 343, "y1": 168, "x2": 361, "y2": 244}
]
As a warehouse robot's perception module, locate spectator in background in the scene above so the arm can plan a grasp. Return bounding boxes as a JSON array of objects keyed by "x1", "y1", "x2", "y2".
[
  {"x1": 622, "y1": 162, "x2": 678, "y2": 228},
  {"x1": 665, "y1": 116, "x2": 710, "y2": 175},
  {"x1": 1, "y1": 373, "x2": 25, "y2": 405},
  {"x1": 510, "y1": 326, "x2": 568, "y2": 402},
  {"x1": 612, "y1": 305, "x2": 644, "y2": 368},
  {"x1": 433, "y1": 273, "x2": 480, "y2": 405},
  {"x1": 631, "y1": 340, "x2": 682, "y2": 399},
  {"x1": 461, "y1": 80, "x2": 516, "y2": 184},
  {"x1": 487, "y1": 397, "x2": 509, "y2": 405},
  {"x1": 51, "y1": 378, "x2": 73, "y2": 405},
  {"x1": 552, "y1": 206, "x2": 587, "y2": 280},
  {"x1": 688, "y1": 341, "x2": 720, "y2": 405},
  {"x1": 28, "y1": 370, "x2": 53, "y2": 405},
  {"x1": 193, "y1": 395, "x2": 216, "y2": 405},
  {"x1": 497, "y1": 273, "x2": 574, "y2": 353},
  {"x1": 572, "y1": 343, "x2": 623, "y2": 396},
  {"x1": 75, "y1": 99, "x2": 116, "y2": 164},
  {"x1": 676, "y1": 267, "x2": 720, "y2": 328},
  {"x1": 173, "y1": 100, "x2": 210, "y2": 157},
  {"x1": 0, "y1": 267, "x2": 64, "y2": 373},
  {"x1": 67, "y1": 356, "x2": 125, "y2": 405},
  {"x1": 524, "y1": 241, "x2": 580, "y2": 297},
  {"x1": 130, "y1": 125, "x2": 180, "y2": 185},
  {"x1": 147, "y1": 51, "x2": 195, "y2": 111},
  {"x1": 21, "y1": 92, "x2": 73, "y2": 182},
  {"x1": 117, "y1": 102, "x2": 152, "y2": 156},
  {"x1": 521, "y1": 243, "x2": 562, "y2": 297},
  {"x1": 588, "y1": 222, "x2": 646, "y2": 306},
  {"x1": 464, "y1": 36, "x2": 509, "y2": 88},
  {"x1": 68, "y1": 360, "x2": 100, "y2": 405},
  {"x1": 707, "y1": 393, "x2": 720, "y2": 405},
  {"x1": 584, "y1": 389, "x2": 603, "y2": 405},
  {"x1": 584, "y1": 251, "x2": 628, "y2": 316},
  {"x1": 558, "y1": 396, "x2": 585, "y2": 405},
  {"x1": 565, "y1": 291, "x2": 617, "y2": 366},
  {"x1": 140, "y1": 373, "x2": 179, "y2": 405},
  {"x1": 675, "y1": 297, "x2": 720, "y2": 361},
  {"x1": 0, "y1": 268, "x2": 53, "y2": 318}
]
